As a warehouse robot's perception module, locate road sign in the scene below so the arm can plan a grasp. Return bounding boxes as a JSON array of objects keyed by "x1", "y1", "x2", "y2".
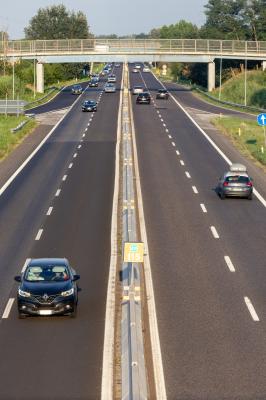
[
  {"x1": 257, "y1": 113, "x2": 266, "y2": 126},
  {"x1": 123, "y1": 242, "x2": 144, "y2": 263}
]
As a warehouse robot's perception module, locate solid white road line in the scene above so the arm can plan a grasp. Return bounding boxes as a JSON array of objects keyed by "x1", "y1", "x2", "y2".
[
  {"x1": 180, "y1": 160, "x2": 185, "y2": 166},
  {"x1": 55, "y1": 189, "x2": 61, "y2": 197},
  {"x1": 35, "y1": 229, "x2": 43, "y2": 241},
  {"x1": 2, "y1": 298, "x2": 15, "y2": 319},
  {"x1": 224, "y1": 256, "x2": 236, "y2": 272},
  {"x1": 22, "y1": 258, "x2": 31, "y2": 273},
  {"x1": 192, "y1": 186, "x2": 198, "y2": 194},
  {"x1": 185, "y1": 171, "x2": 191, "y2": 178},
  {"x1": 244, "y1": 297, "x2": 260, "y2": 321},
  {"x1": 69, "y1": 163, "x2": 73, "y2": 169},
  {"x1": 210, "y1": 226, "x2": 219, "y2": 239},
  {"x1": 101, "y1": 64, "x2": 124, "y2": 400},
  {"x1": 62, "y1": 175, "x2": 67, "y2": 181},
  {"x1": 200, "y1": 203, "x2": 207, "y2": 213},
  {"x1": 46, "y1": 206, "x2": 53, "y2": 216},
  {"x1": 171, "y1": 142, "x2": 176, "y2": 147}
]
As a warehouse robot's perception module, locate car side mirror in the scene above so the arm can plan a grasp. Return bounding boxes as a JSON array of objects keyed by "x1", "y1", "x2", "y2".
[
  {"x1": 14, "y1": 275, "x2": 21, "y2": 282},
  {"x1": 72, "y1": 274, "x2": 80, "y2": 281}
]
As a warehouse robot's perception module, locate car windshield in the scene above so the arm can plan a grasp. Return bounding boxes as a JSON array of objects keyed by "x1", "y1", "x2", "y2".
[
  {"x1": 225, "y1": 175, "x2": 250, "y2": 183},
  {"x1": 25, "y1": 265, "x2": 70, "y2": 282},
  {"x1": 158, "y1": 90, "x2": 167, "y2": 93},
  {"x1": 84, "y1": 101, "x2": 95, "y2": 105}
]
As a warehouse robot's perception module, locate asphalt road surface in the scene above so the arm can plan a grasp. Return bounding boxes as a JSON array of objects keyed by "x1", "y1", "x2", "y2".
[
  {"x1": 0, "y1": 67, "x2": 122, "y2": 400},
  {"x1": 130, "y1": 65, "x2": 266, "y2": 400}
]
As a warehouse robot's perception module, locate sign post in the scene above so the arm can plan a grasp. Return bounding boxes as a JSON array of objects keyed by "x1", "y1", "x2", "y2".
[
  {"x1": 257, "y1": 113, "x2": 266, "y2": 147},
  {"x1": 123, "y1": 242, "x2": 144, "y2": 263}
]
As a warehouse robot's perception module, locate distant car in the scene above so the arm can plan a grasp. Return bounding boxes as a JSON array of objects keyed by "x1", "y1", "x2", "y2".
[
  {"x1": 217, "y1": 163, "x2": 253, "y2": 200},
  {"x1": 108, "y1": 74, "x2": 116, "y2": 83},
  {"x1": 143, "y1": 67, "x2": 150, "y2": 72},
  {"x1": 105, "y1": 83, "x2": 116, "y2": 93},
  {"x1": 132, "y1": 68, "x2": 139, "y2": 73},
  {"x1": 132, "y1": 86, "x2": 144, "y2": 95},
  {"x1": 91, "y1": 74, "x2": 99, "y2": 82},
  {"x1": 115, "y1": 63, "x2": 120, "y2": 67},
  {"x1": 71, "y1": 84, "x2": 82, "y2": 94},
  {"x1": 14, "y1": 258, "x2": 80, "y2": 318},
  {"x1": 82, "y1": 100, "x2": 97, "y2": 112},
  {"x1": 135, "y1": 64, "x2": 141, "y2": 69},
  {"x1": 156, "y1": 89, "x2": 169, "y2": 100},
  {"x1": 136, "y1": 92, "x2": 151, "y2": 104},
  {"x1": 89, "y1": 79, "x2": 98, "y2": 87}
]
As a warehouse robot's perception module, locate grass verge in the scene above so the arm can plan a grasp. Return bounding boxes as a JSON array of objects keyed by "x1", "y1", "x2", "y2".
[
  {"x1": 0, "y1": 115, "x2": 37, "y2": 161},
  {"x1": 212, "y1": 116, "x2": 266, "y2": 168}
]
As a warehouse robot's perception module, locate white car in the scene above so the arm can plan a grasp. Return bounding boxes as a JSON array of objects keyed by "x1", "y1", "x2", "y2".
[
  {"x1": 132, "y1": 86, "x2": 144, "y2": 95},
  {"x1": 105, "y1": 83, "x2": 116, "y2": 93},
  {"x1": 143, "y1": 67, "x2": 150, "y2": 72},
  {"x1": 108, "y1": 74, "x2": 116, "y2": 83}
]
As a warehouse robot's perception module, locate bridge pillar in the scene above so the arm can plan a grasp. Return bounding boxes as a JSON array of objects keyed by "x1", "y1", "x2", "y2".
[
  {"x1": 262, "y1": 61, "x2": 266, "y2": 71},
  {"x1": 36, "y1": 62, "x2": 44, "y2": 93},
  {"x1": 208, "y1": 62, "x2": 215, "y2": 92}
]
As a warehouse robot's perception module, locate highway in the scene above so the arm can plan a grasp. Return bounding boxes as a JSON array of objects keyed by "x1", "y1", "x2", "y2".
[
  {"x1": 0, "y1": 61, "x2": 266, "y2": 400},
  {"x1": 129, "y1": 66, "x2": 266, "y2": 399},
  {"x1": 0, "y1": 67, "x2": 122, "y2": 400}
]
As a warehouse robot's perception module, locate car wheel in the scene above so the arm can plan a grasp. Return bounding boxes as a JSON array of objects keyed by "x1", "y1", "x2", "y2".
[
  {"x1": 220, "y1": 191, "x2": 226, "y2": 199},
  {"x1": 69, "y1": 306, "x2": 77, "y2": 318}
]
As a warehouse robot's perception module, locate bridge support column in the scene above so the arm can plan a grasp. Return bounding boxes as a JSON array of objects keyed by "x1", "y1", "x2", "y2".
[
  {"x1": 208, "y1": 62, "x2": 215, "y2": 92},
  {"x1": 262, "y1": 61, "x2": 266, "y2": 71},
  {"x1": 36, "y1": 62, "x2": 44, "y2": 93}
]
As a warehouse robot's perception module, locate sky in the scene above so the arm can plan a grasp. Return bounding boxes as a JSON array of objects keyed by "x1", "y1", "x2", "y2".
[{"x1": 0, "y1": 0, "x2": 207, "y2": 39}]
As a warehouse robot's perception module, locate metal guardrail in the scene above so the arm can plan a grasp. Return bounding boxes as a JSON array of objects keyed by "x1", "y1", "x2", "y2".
[
  {"x1": 1, "y1": 39, "x2": 266, "y2": 58},
  {"x1": 0, "y1": 99, "x2": 25, "y2": 114},
  {"x1": 25, "y1": 86, "x2": 58, "y2": 109},
  {"x1": 121, "y1": 65, "x2": 148, "y2": 399},
  {"x1": 195, "y1": 88, "x2": 266, "y2": 113}
]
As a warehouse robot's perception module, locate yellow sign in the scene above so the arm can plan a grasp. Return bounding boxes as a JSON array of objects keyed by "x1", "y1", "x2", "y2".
[{"x1": 123, "y1": 242, "x2": 144, "y2": 263}]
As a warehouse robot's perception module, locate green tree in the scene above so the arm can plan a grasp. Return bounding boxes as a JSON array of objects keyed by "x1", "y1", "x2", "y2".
[
  {"x1": 159, "y1": 20, "x2": 199, "y2": 39},
  {"x1": 24, "y1": 4, "x2": 91, "y2": 39}
]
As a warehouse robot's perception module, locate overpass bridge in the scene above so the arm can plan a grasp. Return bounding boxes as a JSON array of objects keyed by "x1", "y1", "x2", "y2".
[{"x1": 1, "y1": 38, "x2": 266, "y2": 92}]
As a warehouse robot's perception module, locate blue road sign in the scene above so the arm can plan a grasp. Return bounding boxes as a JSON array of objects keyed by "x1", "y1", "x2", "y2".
[{"x1": 257, "y1": 113, "x2": 266, "y2": 126}]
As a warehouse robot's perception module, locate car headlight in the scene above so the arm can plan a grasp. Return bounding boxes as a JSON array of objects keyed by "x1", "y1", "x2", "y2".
[
  {"x1": 18, "y1": 289, "x2": 31, "y2": 298},
  {"x1": 61, "y1": 288, "x2": 74, "y2": 297}
]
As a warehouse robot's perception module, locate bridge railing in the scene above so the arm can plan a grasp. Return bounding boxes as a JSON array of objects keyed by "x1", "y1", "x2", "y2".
[{"x1": 1, "y1": 39, "x2": 266, "y2": 56}]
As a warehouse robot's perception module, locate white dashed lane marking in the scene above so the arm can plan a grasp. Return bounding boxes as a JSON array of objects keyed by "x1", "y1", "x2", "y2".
[
  {"x1": 176, "y1": 150, "x2": 180, "y2": 156},
  {"x1": 165, "y1": 129, "x2": 169, "y2": 133},
  {"x1": 62, "y1": 175, "x2": 67, "y2": 181},
  {"x1": 185, "y1": 171, "x2": 191, "y2": 179},
  {"x1": 200, "y1": 203, "x2": 207, "y2": 213},
  {"x1": 69, "y1": 163, "x2": 73, "y2": 169},
  {"x1": 78, "y1": 145, "x2": 82, "y2": 149},
  {"x1": 224, "y1": 256, "x2": 236, "y2": 272},
  {"x1": 47, "y1": 206, "x2": 53, "y2": 215},
  {"x1": 55, "y1": 189, "x2": 61, "y2": 197},
  {"x1": 168, "y1": 135, "x2": 172, "y2": 139},
  {"x1": 73, "y1": 153, "x2": 77, "y2": 158},
  {"x1": 35, "y1": 229, "x2": 43, "y2": 241},
  {"x1": 180, "y1": 160, "x2": 185, "y2": 166},
  {"x1": 2, "y1": 298, "x2": 15, "y2": 319},
  {"x1": 192, "y1": 186, "x2": 198, "y2": 194},
  {"x1": 245, "y1": 297, "x2": 260, "y2": 321},
  {"x1": 171, "y1": 142, "x2": 176, "y2": 147},
  {"x1": 210, "y1": 226, "x2": 219, "y2": 239}
]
